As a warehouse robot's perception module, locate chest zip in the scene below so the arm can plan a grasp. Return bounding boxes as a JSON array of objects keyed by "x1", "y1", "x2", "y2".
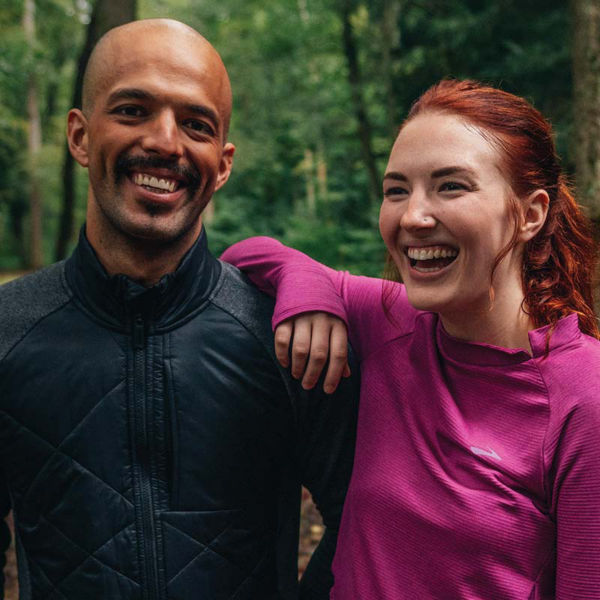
[{"x1": 130, "y1": 313, "x2": 162, "y2": 600}]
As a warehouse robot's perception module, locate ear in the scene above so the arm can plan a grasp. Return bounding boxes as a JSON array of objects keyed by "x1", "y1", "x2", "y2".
[
  {"x1": 214, "y1": 142, "x2": 235, "y2": 192},
  {"x1": 67, "y1": 109, "x2": 90, "y2": 167},
  {"x1": 518, "y1": 189, "x2": 549, "y2": 243}
]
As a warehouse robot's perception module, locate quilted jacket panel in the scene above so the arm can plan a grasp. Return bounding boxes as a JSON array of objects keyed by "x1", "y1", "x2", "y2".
[{"x1": 0, "y1": 230, "x2": 358, "y2": 599}]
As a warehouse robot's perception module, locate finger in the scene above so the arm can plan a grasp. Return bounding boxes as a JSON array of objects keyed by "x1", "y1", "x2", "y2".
[
  {"x1": 274, "y1": 321, "x2": 294, "y2": 367},
  {"x1": 323, "y1": 321, "x2": 349, "y2": 393},
  {"x1": 343, "y1": 363, "x2": 351, "y2": 378},
  {"x1": 301, "y1": 316, "x2": 333, "y2": 390},
  {"x1": 291, "y1": 316, "x2": 313, "y2": 379}
]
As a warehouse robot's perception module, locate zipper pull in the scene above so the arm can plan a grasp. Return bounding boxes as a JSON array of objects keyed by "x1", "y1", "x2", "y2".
[{"x1": 133, "y1": 313, "x2": 145, "y2": 349}]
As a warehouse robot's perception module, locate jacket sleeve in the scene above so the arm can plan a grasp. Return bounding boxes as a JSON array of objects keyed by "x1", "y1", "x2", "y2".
[
  {"x1": 293, "y1": 350, "x2": 359, "y2": 599},
  {"x1": 0, "y1": 474, "x2": 12, "y2": 599}
]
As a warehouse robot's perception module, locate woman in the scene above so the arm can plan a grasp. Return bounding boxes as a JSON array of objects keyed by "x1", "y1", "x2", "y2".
[{"x1": 221, "y1": 80, "x2": 600, "y2": 598}]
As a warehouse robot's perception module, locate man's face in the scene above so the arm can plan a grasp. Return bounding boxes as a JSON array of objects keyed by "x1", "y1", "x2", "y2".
[{"x1": 70, "y1": 31, "x2": 234, "y2": 247}]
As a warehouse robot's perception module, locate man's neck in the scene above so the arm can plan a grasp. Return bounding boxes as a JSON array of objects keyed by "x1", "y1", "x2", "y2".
[{"x1": 86, "y1": 222, "x2": 202, "y2": 288}]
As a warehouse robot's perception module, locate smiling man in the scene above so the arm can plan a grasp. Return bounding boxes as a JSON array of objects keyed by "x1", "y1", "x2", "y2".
[
  {"x1": 70, "y1": 19, "x2": 235, "y2": 285},
  {"x1": 0, "y1": 19, "x2": 357, "y2": 600}
]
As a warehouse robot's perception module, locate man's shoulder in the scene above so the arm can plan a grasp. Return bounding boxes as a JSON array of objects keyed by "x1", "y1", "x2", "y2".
[
  {"x1": 210, "y1": 260, "x2": 280, "y2": 360},
  {"x1": 0, "y1": 261, "x2": 72, "y2": 361},
  {"x1": 211, "y1": 261, "x2": 275, "y2": 329}
]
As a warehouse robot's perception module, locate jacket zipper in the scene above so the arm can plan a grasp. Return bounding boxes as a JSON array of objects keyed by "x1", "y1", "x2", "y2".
[{"x1": 132, "y1": 313, "x2": 161, "y2": 600}]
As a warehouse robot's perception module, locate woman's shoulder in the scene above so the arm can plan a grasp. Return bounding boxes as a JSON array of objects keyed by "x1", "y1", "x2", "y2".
[{"x1": 535, "y1": 324, "x2": 600, "y2": 417}]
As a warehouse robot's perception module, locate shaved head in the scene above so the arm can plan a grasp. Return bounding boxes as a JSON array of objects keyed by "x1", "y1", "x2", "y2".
[{"x1": 82, "y1": 19, "x2": 232, "y2": 137}]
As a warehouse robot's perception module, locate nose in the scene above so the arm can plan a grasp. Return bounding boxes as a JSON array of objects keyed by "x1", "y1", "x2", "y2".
[
  {"x1": 400, "y1": 189, "x2": 436, "y2": 232},
  {"x1": 140, "y1": 110, "x2": 183, "y2": 158}
]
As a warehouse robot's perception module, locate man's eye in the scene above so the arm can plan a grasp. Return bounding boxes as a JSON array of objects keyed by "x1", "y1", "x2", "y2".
[
  {"x1": 115, "y1": 105, "x2": 145, "y2": 117},
  {"x1": 185, "y1": 120, "x2": 215, "y2": 136}
]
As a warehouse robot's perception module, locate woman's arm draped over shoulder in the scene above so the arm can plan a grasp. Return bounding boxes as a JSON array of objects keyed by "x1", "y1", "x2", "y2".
[
  {"x1": 221, "y1": 236, "x2": 348, "y2": 328},
  {"x1": 221, "y1": 236, "x2": 413, "y2": 368}
]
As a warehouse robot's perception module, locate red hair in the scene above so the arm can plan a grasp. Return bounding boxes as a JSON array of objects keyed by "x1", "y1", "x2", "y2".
[{"x1": 384, "y1": 79, "x2": 599, "y2": 339}]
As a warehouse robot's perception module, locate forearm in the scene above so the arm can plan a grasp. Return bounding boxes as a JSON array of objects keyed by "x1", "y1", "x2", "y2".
[{"x1": 221, "y1": 237, "x2": 348, "y2": 328}]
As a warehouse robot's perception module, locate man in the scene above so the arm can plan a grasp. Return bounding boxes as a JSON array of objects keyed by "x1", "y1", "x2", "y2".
[{"x1": 0, "y1": 19, "x2": 357, "y2": 599}]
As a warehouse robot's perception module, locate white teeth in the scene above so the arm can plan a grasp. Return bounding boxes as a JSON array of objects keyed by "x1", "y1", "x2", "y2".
[
  {"x1": 407, "y1": 246, "x2": 458, "y2": 261},
  {"x1": 133, "y1": 173, "x2": 177, "y2": 192}
]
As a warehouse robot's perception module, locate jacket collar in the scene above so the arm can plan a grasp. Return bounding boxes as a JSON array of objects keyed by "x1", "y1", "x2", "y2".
[{"x1": 65, "y1": 226, "x2": 222, "y2": 331}]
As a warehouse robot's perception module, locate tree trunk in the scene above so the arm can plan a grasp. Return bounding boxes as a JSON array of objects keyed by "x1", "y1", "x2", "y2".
[
  {"x1": 305, "y1": 149, "x2": 317, "y2": 215},
  {"x1": 571, "y1": 0, "x2": 600, "y2": 219},
  {"x1": 23, "y1": 0, "x2": 43, "y2": 270},
  {"x1": 55, "y1": 0, "x2": 137, "y2": 260},
  {"x1": 316, "y1": 141, "x2": 328, "y2": 204},
  {"x1": 381, "y1": 0, "x2": 401, "y2": 132},
  {"x1": 340, "y1": 0, "x2": 380, "y2": 205}
]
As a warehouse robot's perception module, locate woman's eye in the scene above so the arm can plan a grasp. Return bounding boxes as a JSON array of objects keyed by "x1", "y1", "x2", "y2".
[
  {"x1": 185, "y1": 120, "x2": 215, "y2": 136},
  {"x1": 383, "y1": 187, "x2": 408, "y2": 198},
  {"x1": 439, "y1": 181, "x2": 467, "y2": 192}
]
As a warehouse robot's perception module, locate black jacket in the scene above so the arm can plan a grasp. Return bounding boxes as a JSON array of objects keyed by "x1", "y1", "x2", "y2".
[{"x1": 0, "y1": 230, "x2": 358, "y2": 600}]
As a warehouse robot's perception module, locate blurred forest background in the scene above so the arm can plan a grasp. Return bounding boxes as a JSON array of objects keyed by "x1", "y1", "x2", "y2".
[
  {"x1": 1, "y1": 0, "x2": 600, "y2": 596},
  {"x1": 1, "y1": 0, "x2": 599, "y2": 281}
]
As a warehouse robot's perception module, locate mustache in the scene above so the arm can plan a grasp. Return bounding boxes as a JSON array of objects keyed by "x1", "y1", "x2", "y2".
[{"x1": 114, "y1": 154, "x2": 201, "y2": 188}]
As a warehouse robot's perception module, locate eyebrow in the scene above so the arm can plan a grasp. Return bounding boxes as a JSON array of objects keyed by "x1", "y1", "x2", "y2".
[
  {"x1": 383, "y1": 171, "x2": 408, "y2": 182},
  {"x1": 430, "y1": 166, "x2": 476, "y2": 179},
  {"x1": 107, "y1": 88, "x2": 154, "y2": 104},
  {"x1": 383, "y1": 166, "x2": 476, "y2": 181},
  {"x1": 106, "y1": 87, "x2": 220, "y2": 130}
]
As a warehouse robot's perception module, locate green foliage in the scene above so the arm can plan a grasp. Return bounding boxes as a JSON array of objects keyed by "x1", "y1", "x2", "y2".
[
  {"x1": 202, "y1": 0, "x2": 572, "y2": 272},
  {"x1": 0, "y1": 104, "x2": 27, "y2": 269},
  {"x1": 0, "y1": 0, "x2": 576, "y2": 275},
  {"x1": 0, "y1": 0, "x2": 86, "y2": 268}
]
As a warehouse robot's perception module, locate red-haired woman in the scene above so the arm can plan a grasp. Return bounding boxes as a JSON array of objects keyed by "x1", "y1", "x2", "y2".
[{"x1": 222, "y1": 80, "x2": 600, "y2": 599}]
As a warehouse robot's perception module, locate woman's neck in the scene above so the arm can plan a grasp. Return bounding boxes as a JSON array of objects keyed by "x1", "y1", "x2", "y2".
[{"x1": 440, "y1": 287, "x2": 534, "y2": 353}]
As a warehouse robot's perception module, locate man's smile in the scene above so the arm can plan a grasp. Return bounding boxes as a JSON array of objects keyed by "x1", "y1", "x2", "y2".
[
  {"x1": 132, "y1": 172, "x2": 181, "y2": 193},
  {"x1": 115, "y1": 154, "x2": 201, "y2": 193}
]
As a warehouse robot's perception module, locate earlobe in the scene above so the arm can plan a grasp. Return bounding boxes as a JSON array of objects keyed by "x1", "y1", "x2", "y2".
[
  {"x1": 519, "y1": 189, "x2": 549, "y2": 242},
  {"x1": 67, "y1": 109, "x2": 90, "y2": 167},
  {"x1": 214, "y1": 143, "x2": 235, "y2": 192}
]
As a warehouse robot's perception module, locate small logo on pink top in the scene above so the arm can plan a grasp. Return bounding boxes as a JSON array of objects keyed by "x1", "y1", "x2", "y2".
[{"x1": 470, "y1": 446, "x2": 501, "y2": 461}]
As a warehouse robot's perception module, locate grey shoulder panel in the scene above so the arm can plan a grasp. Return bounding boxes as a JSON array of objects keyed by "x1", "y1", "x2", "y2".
[
  {"x1": 0, "y1": 261, "x2": 71, "y2": 361},
  {"x1": 210, "y1": 262, "x2": 296, "y2": 391},
  {"x1": 210, "y1": 261, "x2": 278, "y2": 355}
]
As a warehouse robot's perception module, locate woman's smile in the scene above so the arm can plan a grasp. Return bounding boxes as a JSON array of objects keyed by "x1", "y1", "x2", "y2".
[{"x1": 405, "y1": 245, "x2": 459, "y2": 272}]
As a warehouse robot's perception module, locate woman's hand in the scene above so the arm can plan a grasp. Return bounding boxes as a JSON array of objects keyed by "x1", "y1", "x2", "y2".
[{"x1": 274, "y1": 312, "x2": 351, "y2": 394}]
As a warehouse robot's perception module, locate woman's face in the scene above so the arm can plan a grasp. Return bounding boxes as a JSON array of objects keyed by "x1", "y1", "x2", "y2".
[{"x1": 379, "y1": 112, "x2": 525, "y2": 321}]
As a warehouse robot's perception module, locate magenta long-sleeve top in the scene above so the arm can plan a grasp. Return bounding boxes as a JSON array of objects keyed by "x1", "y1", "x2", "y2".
[{"x1": 221, "y1": 236, "x2": 600, "y2": 600}]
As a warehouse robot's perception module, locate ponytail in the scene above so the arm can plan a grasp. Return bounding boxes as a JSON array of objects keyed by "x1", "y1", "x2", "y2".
[{"x1": 523, "y1": 176, "x2": 599, "y2": 338}]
